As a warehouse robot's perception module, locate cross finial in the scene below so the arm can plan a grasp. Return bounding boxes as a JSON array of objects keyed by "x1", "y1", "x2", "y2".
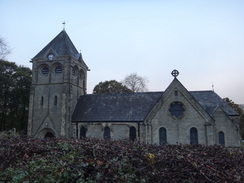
[
  {"x1": 62, "y1": 21, "x2": 66, "y2": 30},
  {"x1": 171, "y1": 69, "x2": 179, "y2": 78}
]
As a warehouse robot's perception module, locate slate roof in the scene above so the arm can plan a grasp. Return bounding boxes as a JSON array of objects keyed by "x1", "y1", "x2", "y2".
[
  {"x1": 72, "y1": 92, "x2": 163, "y2": 122},
  {"x1": 33, "y1": 30, "x2": 81, "y2": 60},
  {"x1": 72, "y1": 90, "x2": 238, "y2": 123},
  {"x1": 190, "y1": 91, "x2": 238, "y2": 116}
]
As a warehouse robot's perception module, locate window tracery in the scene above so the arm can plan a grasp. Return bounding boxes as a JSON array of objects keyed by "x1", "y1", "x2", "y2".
[{"x1": 169, "y1": 101, "x2": 185, "y2": 119}]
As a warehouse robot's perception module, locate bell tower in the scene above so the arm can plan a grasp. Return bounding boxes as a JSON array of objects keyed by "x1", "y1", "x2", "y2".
[{"x1": 28, "y1": 30, "x2": 89, "y2": 138}]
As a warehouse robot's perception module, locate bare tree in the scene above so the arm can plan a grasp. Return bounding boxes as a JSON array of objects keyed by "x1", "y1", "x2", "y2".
[
  {"x1": 0, "y1": 37, "x2": 11, "y2": 60},
  {"x1": 123, "y1": 73, "x2": 148, "y2": 92}
]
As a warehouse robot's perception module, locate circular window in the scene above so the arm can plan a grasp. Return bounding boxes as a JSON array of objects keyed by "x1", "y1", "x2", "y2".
[
  {"x1": 47, "y1": 53, "x2": 54, "y2": 61},
  {"x1": 169, "y1": 101, "x2": 185, "y2": 119},
  {"x1": 41, "y1": 66, "x2": 49, "y2": 75}
]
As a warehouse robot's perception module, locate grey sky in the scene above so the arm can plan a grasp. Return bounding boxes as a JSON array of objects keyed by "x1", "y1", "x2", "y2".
[{"x1": 1, "y1": 0, "x2": 244, "y2": 103}]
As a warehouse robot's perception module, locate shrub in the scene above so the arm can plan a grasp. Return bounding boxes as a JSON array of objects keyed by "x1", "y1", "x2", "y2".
[{"x1": 0, "y1": 137, "x2": 243, "y2": 182}]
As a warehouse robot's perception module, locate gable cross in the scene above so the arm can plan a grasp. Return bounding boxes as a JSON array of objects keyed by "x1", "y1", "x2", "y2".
[
  {"x1": 62, "y1": 21, "x2": 66, "y2": 30},
  {"x1": 171, "y1": 69, "x2": 179, "y2": 78}
]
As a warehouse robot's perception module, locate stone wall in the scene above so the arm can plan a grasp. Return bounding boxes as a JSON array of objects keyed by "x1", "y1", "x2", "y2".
[
  {"x1": 76, "y1": 122, "x2": 139, "y2": 140},
  {"x1": 213, "y1": 108, "x2": 240, "y2": 147},
  {"x1": 28, "y1": 56, "x2": 87, "y2": 138},
  {"x1": 149, "y1": 87, "x2": 211, "y2": 145}
]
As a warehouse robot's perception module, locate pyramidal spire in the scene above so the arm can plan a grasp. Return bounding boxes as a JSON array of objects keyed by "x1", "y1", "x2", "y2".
[{"x1": 32, "y1": 30, "x2": 80, "y2": 60}]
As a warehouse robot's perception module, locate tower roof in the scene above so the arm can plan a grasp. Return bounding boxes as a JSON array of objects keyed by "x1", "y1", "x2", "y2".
[{"x1": 32, "y1": 30, "x2": 81, "y2": 60}]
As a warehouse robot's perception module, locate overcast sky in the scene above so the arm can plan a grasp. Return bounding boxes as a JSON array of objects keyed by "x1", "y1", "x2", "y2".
[{"x1": 1, "y1": 0, "x2": 244, "y2": 104}]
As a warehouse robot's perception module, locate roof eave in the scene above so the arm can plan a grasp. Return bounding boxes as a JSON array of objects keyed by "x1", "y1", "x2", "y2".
[{"x1": 72, "y1": 120, "x2": 144, "y2": 123}]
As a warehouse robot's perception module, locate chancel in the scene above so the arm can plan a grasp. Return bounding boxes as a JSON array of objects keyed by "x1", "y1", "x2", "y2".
[{"x1": 28, "y1": 30, "x2": 241, "y2": 147}]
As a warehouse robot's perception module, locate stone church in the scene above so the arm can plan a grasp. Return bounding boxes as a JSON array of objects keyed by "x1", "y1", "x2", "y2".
[{"x1": 28, "y1": 30, "x2": 241, "y2": 147}]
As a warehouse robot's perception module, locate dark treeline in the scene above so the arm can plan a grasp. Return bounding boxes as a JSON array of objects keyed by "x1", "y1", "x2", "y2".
[{"x1": 0, "y1": 59, "x2": 31, "y2": 134}]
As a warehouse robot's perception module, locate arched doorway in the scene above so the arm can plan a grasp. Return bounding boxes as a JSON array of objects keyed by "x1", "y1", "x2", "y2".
[
  {"x1": 39, "y1": 128, "x2": 56, "y2": 139},
  {"x1": 45, "y1": 132, "x2": 55, "y2": 138}
]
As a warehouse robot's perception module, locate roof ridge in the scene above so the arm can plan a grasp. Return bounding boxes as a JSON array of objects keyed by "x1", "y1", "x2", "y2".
[
  {"x1": 189, "y1": 90, "x2": 213, "y2": 92},
  {"x1": 83, "y1": 91, "x2": 164, "y2": 96}
]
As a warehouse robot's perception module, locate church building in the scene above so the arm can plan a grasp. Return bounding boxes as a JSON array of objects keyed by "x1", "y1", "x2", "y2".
[{"x1": 28, "y1": 30, "x2": 241, "y2": 147}]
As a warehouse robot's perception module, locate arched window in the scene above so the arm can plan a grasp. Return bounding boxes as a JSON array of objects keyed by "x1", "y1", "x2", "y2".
[
  {"x1": 80, "y1": 126, "x2": 86, "y2": 138},
  {"x1": 218, "y1": 131, "x2": 225, "y2": 146},
  {"x1": 159, "y1": 127, "x2": 167, "y2": 145},
  {"x1": 54, "y1": 96, "x2": 57, "y2": 106},
  {"x1": 72, "y1": 66, "x2": 78, "y2": 76},
  {"x1": 41, "y1": 66, "x2": 49, "y2": 75},
  {"x1": 190, "y1": 127, "x2": 198, "y2": 145},
  {"x1": 129, "y1": 126, "x2": 136, "y2": 141},
  {"x1": 80, "y1": 70, "x2": 85, "y2": 79},
  {"x1": 54, "y1": 65, "x2": 62, "y2": 74},
  {"x1": 72, "y1": 67, "x2": 75, "y2": 76},
  {"x1": 41, "y1": 96, "x2": 44, "y2": 106},
  {"x1": 103, "y1": 126, "x2": 111, "y2": 140},
  {"x1": 80, "y1": 70, "x2": 86, "y2": 88}
]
